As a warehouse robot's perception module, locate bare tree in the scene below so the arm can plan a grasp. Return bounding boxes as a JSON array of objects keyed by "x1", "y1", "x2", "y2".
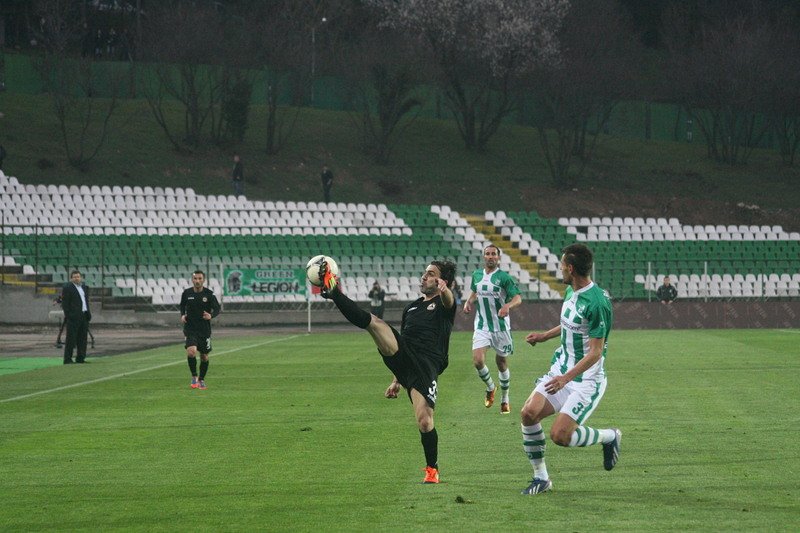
[
  {"x1": 139, "y1": 1, "x2": 246, "y2": 150},
  {"x1": 764, "y1": 14, "x2": 800, "y2": 167},
  {"x1": 662, "y1": 2, "x2": 778, "y2": 165},
  {"x1": 370, "y1": 0, "x2": 568, "y2": 152},
  {"x1": 338, "y1": 25, "x2": 424, "y2": 164},
  {"x1": 33, "y1": 0, "x2": 121, "y2": 170},
  {"x1": 242, "y1": 0, "x2": 313, "y2": 155},
  {"x1": 532, "y1": 0, "x2": 641, "y2": 188},
  {"x1": 770, "y1": 83, "x2": 800, "y2": 167}
]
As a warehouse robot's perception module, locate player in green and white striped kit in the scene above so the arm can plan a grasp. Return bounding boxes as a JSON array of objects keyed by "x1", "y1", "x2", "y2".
[
  {"x1": 520, "y1": 243, "x2": 621, "y2": 495},
  {"x1": 463, "y1": 245, "x2": 522, "y2": 414}
]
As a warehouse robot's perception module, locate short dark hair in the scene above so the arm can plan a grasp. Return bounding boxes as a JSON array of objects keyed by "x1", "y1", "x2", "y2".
[
  {"x1": 70, "y1": 269, "x2": 81, "y2": 277},
  {"x1": 431, "y1": 260, "x2": 456, "y2": 288},
  {"x1": 483, "y1": 244, "x2": 501, "y2": 256},
  {"x1": 561, "y1": 243, "x2": 593, "y2": 277},
  {"x1": 193, "y1": 270, "x2": 205, "y2": 277}
]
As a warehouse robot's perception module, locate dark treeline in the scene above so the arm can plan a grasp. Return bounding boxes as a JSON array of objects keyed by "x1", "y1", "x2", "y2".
[{"x1": 4, "y1": 0, "x2": 800, "y2": 185}]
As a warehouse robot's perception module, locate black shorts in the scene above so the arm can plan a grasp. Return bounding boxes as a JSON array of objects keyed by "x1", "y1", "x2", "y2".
[
  {"x1": 381, "y1": 326, "x2": 441, "y2": 409},
  {"x1": 184, "y1": 331, "x2": 212, "y2": 353}
]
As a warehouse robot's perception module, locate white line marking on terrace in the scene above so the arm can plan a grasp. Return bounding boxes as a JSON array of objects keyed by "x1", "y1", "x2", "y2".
[{"x1": 0, "y1": 335, "x2": 302, "y2": 404}]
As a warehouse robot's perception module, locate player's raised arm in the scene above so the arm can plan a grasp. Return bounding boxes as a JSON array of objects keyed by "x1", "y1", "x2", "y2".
[{"x1": 438, "y1": 277, "x2": 454, "y2": 308}]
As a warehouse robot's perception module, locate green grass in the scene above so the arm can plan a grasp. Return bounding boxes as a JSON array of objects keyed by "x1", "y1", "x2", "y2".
[
  {"x1": 0, "y1": 356, "x2": 63, "y2": 376},
  {"x1": 1, "y1": 329, "x2": 798, "y2": 531},
  {"x1": 1, "y1": 91, "x2": 799, "y2": 223}
]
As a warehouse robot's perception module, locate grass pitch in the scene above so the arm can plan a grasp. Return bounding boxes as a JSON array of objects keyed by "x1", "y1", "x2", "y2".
[{"x1": 1, "y1": 329, "x2": 798, "y2": 531}]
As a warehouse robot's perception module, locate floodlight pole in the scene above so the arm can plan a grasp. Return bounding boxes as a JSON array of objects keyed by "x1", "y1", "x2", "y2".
[{"x1": 310, "y1": 17, "x2": 327, "y2": 106}]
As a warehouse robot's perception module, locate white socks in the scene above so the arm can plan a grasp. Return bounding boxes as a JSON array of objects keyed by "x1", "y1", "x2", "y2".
[
  {"x1": 477, "y1": 365, "x2": 495, "y2": 391},
  {"x1": 498, "y1": 369, "x2": 510, "y2": 402},
  {"x1": 568, "y1": 427, "x2": 616, "y2": 447},
  {"x1": 522, "y1": 423, "x2": 548, "y2": 480}
]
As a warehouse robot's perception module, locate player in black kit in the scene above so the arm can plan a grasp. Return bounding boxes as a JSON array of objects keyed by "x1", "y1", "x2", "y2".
[
  {"x1": 180, "y1": 270, "x2": 221, "y2": 390},
  {"x1": 318, "y1": 258, "x2": 456, "y2": 484}
]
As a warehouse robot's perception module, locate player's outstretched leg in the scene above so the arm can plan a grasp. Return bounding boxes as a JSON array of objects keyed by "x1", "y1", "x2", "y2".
[
  {"x1": 560, "y1": 425, "x2": 621, "y2": 470},
  {"x1": 521, "y1": 477, "x2": 553, "y2": 495},
  {"x1": 602, "y1": 428, "x2": 622, "y2": 471},
  {"x1": 320, "y1": 262, "x2": 372, "y2": 329}
]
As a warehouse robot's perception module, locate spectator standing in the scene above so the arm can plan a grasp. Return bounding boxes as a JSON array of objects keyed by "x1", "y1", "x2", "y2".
[
  {"x1": 80, "y1": 23, "x2": 92, "y2": 58},
  {"x1": 94, "y1": 29, "x2": 104, "y2": 58},
  {"x1": 656, "y1": 276, "x2": 678, "y2": 304},
  {"x1": 231, "y1": 154, "x2": 244, "y2": 196},
  {"x1": 321, "y1": 165, "x2": 334, "y2": 203},
  {"x1": 106, "y1": 28, "x2": 118, "y2": 59},
  {"x1": 368, "y1": 280, "x2": 386, "y2": 319}
]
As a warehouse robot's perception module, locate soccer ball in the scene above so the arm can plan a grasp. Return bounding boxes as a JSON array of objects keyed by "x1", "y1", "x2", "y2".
[{"x1": 306, "y1": 255, "x2": 338, "y2": 287}]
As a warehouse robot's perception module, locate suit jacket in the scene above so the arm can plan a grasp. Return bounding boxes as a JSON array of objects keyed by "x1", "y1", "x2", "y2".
[{"x1": 61, "y1": 283, "x2": 92, "y2": 322}]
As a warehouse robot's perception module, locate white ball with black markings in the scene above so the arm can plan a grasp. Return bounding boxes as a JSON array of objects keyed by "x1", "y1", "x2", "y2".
[{"x1": 306, "y1": 255, "x2": 338, "y2": 287}]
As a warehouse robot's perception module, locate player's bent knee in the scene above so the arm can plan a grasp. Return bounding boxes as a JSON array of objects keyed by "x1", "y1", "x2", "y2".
[
  {"x1": 550, "y1": 427, "x2": 572, "y2": 447},
  {"x1": 416, "y1": 414, "x2": 434, "y2": 433},
  {"x1": 496, "y1": 356, "x2": 508, "y2": 371},
  {"x1": 520, "y1": 402, "x2": 543, "y2": 425},
  {"x1": 521, "y1": 409, "x2": 541, "y2": 426},
  {"x1": 367, "y1": 320, "x2": 399, "y2": 357},
  {"x1": 186, "y1": 347, "x2": 197, "y2": 357}
]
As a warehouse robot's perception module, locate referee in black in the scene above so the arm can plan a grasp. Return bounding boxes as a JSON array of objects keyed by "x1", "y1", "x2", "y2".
[
  {"x1": 180, "y1": 270, "x2": 221, "y2": 390},
  {"x1": 318, "y1": 258, "x2": 457, "y2": 484}
]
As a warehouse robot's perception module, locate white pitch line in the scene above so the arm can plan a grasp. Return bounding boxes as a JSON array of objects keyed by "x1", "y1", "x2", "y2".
[{"x1": 0, "y1": 335, "x2": 303, "y2": 404}]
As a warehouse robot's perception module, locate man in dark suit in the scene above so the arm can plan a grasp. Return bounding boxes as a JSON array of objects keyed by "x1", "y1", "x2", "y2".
[{"x1": 61, "y1": 270, "x2": 92, "y2": 364}]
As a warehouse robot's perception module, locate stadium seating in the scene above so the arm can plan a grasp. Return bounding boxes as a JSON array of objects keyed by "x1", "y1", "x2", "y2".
[
  {"x1": 2, "y1": 172, "x2": 798, "y2": 305},
  {"x1": 500, "y1": 210, "x2": 800, "y2": 299}
]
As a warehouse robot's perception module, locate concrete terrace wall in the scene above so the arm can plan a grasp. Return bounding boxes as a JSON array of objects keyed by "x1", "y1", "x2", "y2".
[
  {"x1": 488, "y1": 300, "x2": 800, "y2": 330},
  {"x1": 2, "y1": 285, "x2": 799, "y2": 329}
]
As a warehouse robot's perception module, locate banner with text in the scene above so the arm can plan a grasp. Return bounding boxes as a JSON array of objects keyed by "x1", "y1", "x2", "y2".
[{"x1": 223, "y1": 268, "x2": 307, "y2": 297}]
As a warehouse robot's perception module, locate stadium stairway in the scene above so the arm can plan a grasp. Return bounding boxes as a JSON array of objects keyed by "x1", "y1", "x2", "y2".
[
  {"x1": 462, "y1": 213, "x2": 564, "y2": 296},
  {"x1": 432, "y1": 206, "x2": 561, "y2": 300}
]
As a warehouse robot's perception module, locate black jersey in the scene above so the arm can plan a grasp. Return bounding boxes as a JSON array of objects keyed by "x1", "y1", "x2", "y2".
[
  {"x1": 180, "y1": 287, "x2": 221, "y2": 336},
  {"x1": 400, "y1": 294, "x2": 456, "y2": 373}
]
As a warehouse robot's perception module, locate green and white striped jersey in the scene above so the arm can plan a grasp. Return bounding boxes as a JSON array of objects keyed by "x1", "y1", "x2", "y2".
[
  {"x1": 551, "y1": 282, "x2": 613, "y2": 382},
  {"x1": 469, "y1": 268, "x2": 521, "y2": 332}
]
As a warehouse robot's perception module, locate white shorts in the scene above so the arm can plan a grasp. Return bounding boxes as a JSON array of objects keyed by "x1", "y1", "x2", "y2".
[
  {"x1": 533, "y1": 371, "x2": 607, "y2": 424},
  {"x1": 472, "y1": 330, "x2": 514, "y2": 356}
]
